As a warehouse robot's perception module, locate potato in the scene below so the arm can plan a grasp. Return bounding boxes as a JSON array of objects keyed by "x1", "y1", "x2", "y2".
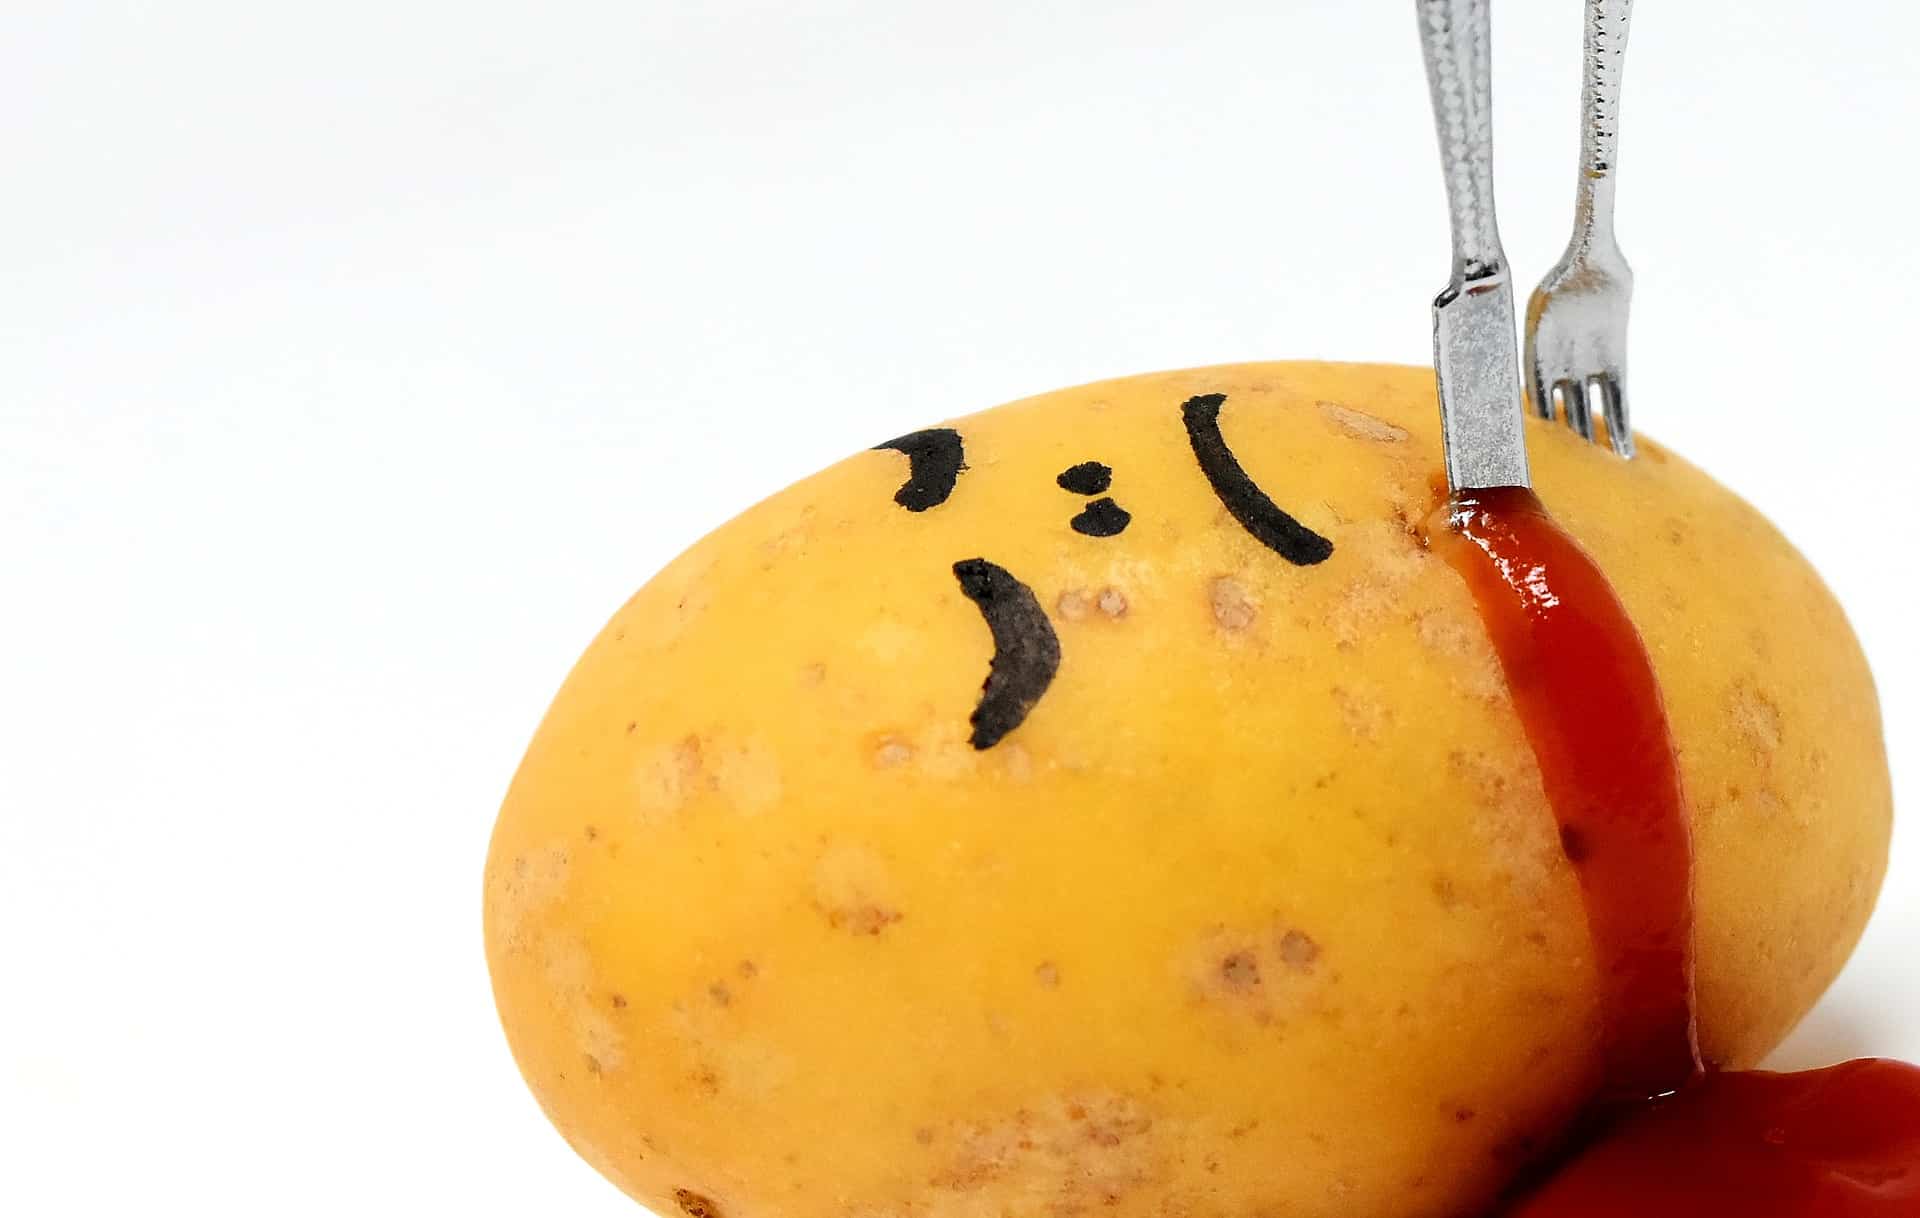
[{"x1": 483, "y1": 362, "x2": 1889, "y2": 1218}]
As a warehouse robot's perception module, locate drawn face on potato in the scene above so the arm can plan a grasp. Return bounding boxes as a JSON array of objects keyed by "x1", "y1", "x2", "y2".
[
  {"x1": 486, "y1": 362, "x2": 1886, "y2": 1218},
  {"x1": 873, "y1": 393, "x2": 1335, "y2": 750}
]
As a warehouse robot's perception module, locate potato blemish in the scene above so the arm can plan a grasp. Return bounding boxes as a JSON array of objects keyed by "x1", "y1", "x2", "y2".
[
  {"x1": 1209, "y1": 576, "x2": 1258, "y2": 632},
  {"x1": 930, "y1": 1093, "x2": 1159, "y2": 1212},
  {"x1": 813, "y1": 843, "x2": 904, "y2": 936},
  {"x1": 1187, "y1": 923, "x2": 1328, "y2": 1022},
  {"x1": 1319, "y1": 400, "x2": 1410, "y2": 444},
  {"x1": 673, "y1": 1187, "x2": 724, "y2": 1218}
]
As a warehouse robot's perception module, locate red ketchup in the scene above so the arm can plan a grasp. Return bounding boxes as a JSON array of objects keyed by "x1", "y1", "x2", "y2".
[{"x1": 1434, "y1": 486, "x2": 1920, "y2": 1216}]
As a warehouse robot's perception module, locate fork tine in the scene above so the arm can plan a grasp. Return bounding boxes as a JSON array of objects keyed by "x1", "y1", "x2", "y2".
[
  {"x1": 1524, "y1": 301, "x2": 1552, "y2": 420},
  {"x1": 1560, "y1": 378, "x2": 1594, "y2": 440},
  {"x1": 1543, "y1": 378, "x2": 1567, "y2": 427},
  {"x1": 1527, "y1": 364, "x2": 1553, "y2": 420},
  {"x1": 1575, "y1": 376, "x2": 1604, "y2": 441},
  {"x1": 1591, "y1": 374, "x2": 1635, "y2": 458}
]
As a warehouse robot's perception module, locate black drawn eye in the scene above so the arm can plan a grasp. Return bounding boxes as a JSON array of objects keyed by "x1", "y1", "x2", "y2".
[
  {"x1": 1056, "y1": 462, "x2": 1112, "y2": 496},
  {"x1": 1069, "y1": 499, "x2": 1131, "y2": 537},
  {"x1": 1056, "y1": 460, "x2": 1131, "y2": 537}
]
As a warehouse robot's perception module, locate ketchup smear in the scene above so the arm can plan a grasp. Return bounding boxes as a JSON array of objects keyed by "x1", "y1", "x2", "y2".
[{"x1": 1434, "y1": 486, "x2": 1920, "y2": 1217}]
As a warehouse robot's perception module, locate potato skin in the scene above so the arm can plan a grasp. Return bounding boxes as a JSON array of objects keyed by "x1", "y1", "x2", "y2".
[{"x1": 483, "y1": 362, "x2": 1889, "y2": 1218}]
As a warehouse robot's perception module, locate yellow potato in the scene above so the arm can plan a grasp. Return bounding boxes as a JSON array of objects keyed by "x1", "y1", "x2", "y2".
[{"x1": 483, "y1": 362, "x2": 1889, "y2": 1218}]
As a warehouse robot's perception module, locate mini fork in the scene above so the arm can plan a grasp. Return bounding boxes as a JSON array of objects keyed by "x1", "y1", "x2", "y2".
[{"x1": 1525, "y1": 0, "x2": 1637, "y2": 457}]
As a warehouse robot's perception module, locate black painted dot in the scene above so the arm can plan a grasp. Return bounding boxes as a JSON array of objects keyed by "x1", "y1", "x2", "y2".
[
  {"x1": 1559, "y1": 824, "x2": 1591, "y2": 865},
  {"x1": 1056, "y1": 461, "x2": 1112, "y2": 496},
  {"x1": 1070, "y1": 497, "x2": 1131, "y2": 537}
]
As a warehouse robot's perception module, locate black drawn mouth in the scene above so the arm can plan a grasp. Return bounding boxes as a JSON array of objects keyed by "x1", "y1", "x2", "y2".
[{"x1": 952, "y1": 558, "x2": 1061, "y2": 751}]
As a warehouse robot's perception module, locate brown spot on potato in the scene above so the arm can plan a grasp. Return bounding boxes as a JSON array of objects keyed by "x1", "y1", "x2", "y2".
[
  {"x1": 1319, "y1": 400, "x2": 1410, "y2": 443},
  {"x1": 1413, "y1": 608, "x2": 1505, "y2": 701},
  {"x1": 635, "y1": 733, "x2": 784, "y2": 819},
  {"x1": 1729, "y1": 682, "x2": 1785, "y2": 759},
  {"x1": 1058, "y1": 586, "x2": 1130, "y2": 623},
  {"x1": 738, "y1": 960, "x2": 759, "y2": 980},
  {"x1": 708, "y1": 982, "x2": 732, "y2": 1007},
  {"x1": 1035, "y1": 961, "x2": 1061, "y2": 988},
  {"x1": 1490, "y1": 1132, "x2": 1541, "y2": 1163},
  {"x1": 1209, "y1": 576, "x2": 1258, "y2": 632},
  {"x1": 1447, "y1": 749, "x2": 1561, "y2": 896},
  {"x1": 930, "y1": 1093, "x2": 1157, "y2": 1206},
  {"x1": 1388, "y1": 501, "x2": 1427, "y2": 546},
  {"x1": 1219, "y1": 951, "x2": 1262, "y2": 991},
  {"x1": 610, "y1": 993, "x2": 628, "y2": 1010},
  {"x1": 1277, "y1": 929, "x2": 1320, "y2": 971},
  {"x1": 487, "y1": 844, "x2": 572, "y2": 956},
  {"x1": 915, "y1": 1126, "x2": 936, "y2": 1146},
  {"x1": 584, "y1": 1053, "x2": 604, "y2": 1077},
  {"x1": 1413, "y1": 608, "x2": 1471, "y2": 654},
  {"x1": 635, "y1": 736, "x2": 706, "y2": 820},
  {"x1": 812, "y1": 840, "x2": 906, "y2": 931},
  {"x1": 1188, "y1": 922, "x2": 1327, "y2": 1020},
  {"x1": 1330, "y1": 684, "x2": 1390, "y2": 740},
  {"x1": 1754, "y1": 786, "x2": 1790, "y2": 822},
  {"x1": 538, "y1": 937, "x2": 628, "y2": 1075},
  {"x1": 674, "y1": 1189, "x2": 723, "y2": 1218},
  {"x1": 1323, "y1": 523, "x2": 1431, "y2": 649},
  {"x1": 830, "y1": 905, "x2": 903, "y2": 936},
  {"x1": 873, "y1": 736, "x2": 914, "y2": 768}
]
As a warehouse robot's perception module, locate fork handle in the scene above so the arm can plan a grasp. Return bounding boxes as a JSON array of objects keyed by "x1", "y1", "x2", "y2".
[
  {"x1": 1417, "y1": 0, "x2": 1509, "y2": 287},
  {"x1": 1571, "y1": 0, "x2": 1633, "y2": 254}
]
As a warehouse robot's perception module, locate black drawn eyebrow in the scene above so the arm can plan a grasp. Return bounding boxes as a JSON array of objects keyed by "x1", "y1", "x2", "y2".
[
  {"x1": 1180, "y1": 394, "x2": 1334, "y2": 566},
  {"x1": 873, "y1": 429, "x2": 965, "y2": 512},
  {"x1": 952, "y1": 558, "x2": 1061, "y2": 750}
]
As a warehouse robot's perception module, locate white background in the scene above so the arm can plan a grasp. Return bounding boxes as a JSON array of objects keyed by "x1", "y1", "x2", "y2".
[{"x1": 3, "y1": 2, "x2": 1915, "y2": 1213}]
